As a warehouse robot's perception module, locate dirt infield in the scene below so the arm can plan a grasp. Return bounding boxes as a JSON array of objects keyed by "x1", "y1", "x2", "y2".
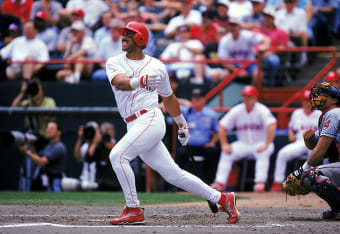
[{"x1": 0, "y1": 192, "x2": 338, "y2": 234}]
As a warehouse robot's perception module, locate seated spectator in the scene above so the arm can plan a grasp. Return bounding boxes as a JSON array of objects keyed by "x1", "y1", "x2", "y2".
[
  {"x1": 0, "y1": 12, "x2": 21, "y2": 48},
  {"x1": 93, "y1": 11, "x2": 113, "y2": 46},
  {"x1": 323, "y1": 71, "x2": 340, "y2": 88},
  {"x1": 275, "y1": 0, "x2": 311, "y2": 67},
  {"x1": 217, "y1": 18, "x2": 270, "y2": 85},
  {"x1": 92, "y1": 18, "x2": 124, "y2": 81},
  {"x1": 160, "y1": 24, "x2": 205, "y2": 84},
  {"x1": 56, "y1": 21, "x2": 96, "y2": 84},
  {"x1": 175, "y1": 87, "x2": 220, "y2": 184},
  {"x1": 164, "y1": 0, "x2": 202, "y2": 39},
  {"x1": 214, "y1": 0, "x2": 230, "y2": 29},
  {"x1": 310, "y1": 0, "x2": 338, "y2": 46},
  {"x1": 63, "y1": 0, "x2": 109, "y2": 29},
  {"x1": 190, "y1": 10, "x2": 218, "y2": 46},
  {"x1": 253, "y1": 8, "x2": 289, "y2": 87},
  {"x1": 270, "y1": 90, "x2": 321, "y2": 192},
  {"x1": 241, "y1": 0, "x2": 265, "y2": 30},
  {"x1": 33, "y1": 11, "x2": 58, "y2": 52},
  {"x1": 18, "y1": 121, "x2": 67, "y2": 192},
  {"x1": 1, "y1": 0, "x2": 33, "y2": 23},
  {"x1": 0, "y1": 20, "x2": 49, "y2": 81},
  {"x1": 1, "y1": 23, "x2": 21, "y2": 48},
  {"x1": 30, "y1": 0, "x2": 63, "y2": 26},
  {"x1": 56, "y1": 8, "x2": 92, "y2": 55},
  {"x1": 228, "y1": 0, "x2": 252, "y2": 21}
]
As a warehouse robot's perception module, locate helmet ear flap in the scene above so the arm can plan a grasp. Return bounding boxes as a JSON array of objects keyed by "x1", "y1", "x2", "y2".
[{"x1": 134, "y1": 33, "x2": 143, "y2": 46}]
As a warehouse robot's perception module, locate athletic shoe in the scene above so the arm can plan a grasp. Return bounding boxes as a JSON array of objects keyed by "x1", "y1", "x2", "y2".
[
  {"x1": 110, "y1": 206, "x2": 145, "y2": 225},
  {"x1": 218, "y1": 192, "x2": 240, "y2": 224},
  {"x1": 270, "y1": 182, "x2": 282, "y2": 192},
  {"x1": 211, "y1": 182, "x2": 225, "y2": 192},
  {"x1": 254, "y1": 182, "x2": 265, "y2": 193},
  {"x1": 322, "y1": 208, "x2": 340, "y2": 221}
]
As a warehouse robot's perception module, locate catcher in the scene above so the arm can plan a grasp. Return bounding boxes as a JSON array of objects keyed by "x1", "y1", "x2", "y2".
[{"x1": 283, "y1": 82, "x2": 340, "y2": 221}]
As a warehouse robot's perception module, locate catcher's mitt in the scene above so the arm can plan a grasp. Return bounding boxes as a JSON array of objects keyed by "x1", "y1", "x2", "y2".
[{"x1": 282, "y1": 171, "x2": 310, "y2": 196}]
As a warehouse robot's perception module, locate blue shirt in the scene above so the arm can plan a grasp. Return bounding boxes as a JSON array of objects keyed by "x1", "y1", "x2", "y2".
[
  {"x1": 182, "y1": 106, "x2": 219, "y2": 146},
  {"x1": 40, "y1": 141, "x2": 67, "y2": 175}
]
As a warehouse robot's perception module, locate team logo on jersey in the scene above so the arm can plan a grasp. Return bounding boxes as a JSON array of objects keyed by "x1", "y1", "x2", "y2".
[{"x1": 323, "y1": 119, "x2": 331, "y2": 130}]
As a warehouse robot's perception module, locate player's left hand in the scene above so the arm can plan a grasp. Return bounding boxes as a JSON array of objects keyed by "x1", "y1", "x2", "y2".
[{"x1": 178, "y1": 127, "x2": 190, "y2": 146}]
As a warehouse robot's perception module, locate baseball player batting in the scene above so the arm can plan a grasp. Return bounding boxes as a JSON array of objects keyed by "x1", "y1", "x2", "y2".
[{"x1": 105, "y1": 21, "x2": 239, "y2": 225}]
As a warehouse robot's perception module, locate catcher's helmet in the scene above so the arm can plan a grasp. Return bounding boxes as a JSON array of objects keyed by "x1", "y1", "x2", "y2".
[
  {"x1": 241, "y1": 85, "x2": 258, "y2": 98},
  {"x1": 119, "y1": 21, "x2": 149, "y2": 47},
  {"x1": 310, "y1": 82, "x2": 340, "y2": 109},
  {"x1": 324, "y1": 71, "x2": 339, "y2": 82}
]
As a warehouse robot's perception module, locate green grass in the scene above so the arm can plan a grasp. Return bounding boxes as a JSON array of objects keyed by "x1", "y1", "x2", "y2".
[{"x1": 0, "y1": 191, "x2": 210, "y2": 206}]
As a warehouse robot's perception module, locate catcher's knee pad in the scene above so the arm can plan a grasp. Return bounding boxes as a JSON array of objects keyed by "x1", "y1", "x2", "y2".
[{"x1": 303, "y1": 168, "x2": 340, "y2": 211}]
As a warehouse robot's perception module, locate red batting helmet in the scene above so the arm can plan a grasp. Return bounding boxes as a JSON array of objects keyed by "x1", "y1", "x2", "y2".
[
  {"x1": 119, "y1": 21, "x2": 149, "y2": 47},
  {"x1": 324, "y1": 71, "x2": 339, "y2": 82},
  {"x1": 241, "y1": 85, "x2": 258, "y2": 97}
]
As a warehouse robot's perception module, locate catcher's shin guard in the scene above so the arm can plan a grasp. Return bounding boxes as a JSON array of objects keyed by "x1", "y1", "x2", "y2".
[{"x1": 303, "y1": 169, "x2": 340, "y2": 212}]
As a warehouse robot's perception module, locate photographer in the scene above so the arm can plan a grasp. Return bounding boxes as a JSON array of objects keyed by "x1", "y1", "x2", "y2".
[
  {"x1": 11, "y1": 78, "x2": 56, "y2": 138},
  {"x1": 18, "y1": 121, "x2": 67, "y2": 192}
]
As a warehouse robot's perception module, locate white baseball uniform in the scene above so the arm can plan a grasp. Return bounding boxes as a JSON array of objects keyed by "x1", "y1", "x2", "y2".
[
  {"x1": 106, "y1": 53, "x2": 220, "y2": 208},
  {"x1": 273, "y1": 108, "x2": 321, "y2": 183},
  {"x1": 214, "y1": 102, "x2": 277, "y2": 185}
]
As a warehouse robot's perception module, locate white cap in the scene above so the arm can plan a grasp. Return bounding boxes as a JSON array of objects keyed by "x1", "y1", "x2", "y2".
[
  {"x1": 262, "y1": 8, "x2": 275, "y2": 18},
  {"x1": 216, "y1": 0, "x2": 229, "y2": 8},
  {"x1": 71, "y1": 21, "x2": 85, "y2": 31}
]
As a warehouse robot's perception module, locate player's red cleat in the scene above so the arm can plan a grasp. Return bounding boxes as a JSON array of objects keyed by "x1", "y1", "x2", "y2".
[
  {"x1": 254, "y1": 182, "x2": 265, "y2": 193},
  {"x1": 211, "y1": 182, "x2": 225, "y2": 192},
  {"x1": 270, "y1": 182, "x2": 282, "y2": 192},
  {"x1": 110, "y1": 206, "x2": 145, "y2": 225},
  {"x1": 218, "y1": 192, "x2": 240, "y2": 224}
]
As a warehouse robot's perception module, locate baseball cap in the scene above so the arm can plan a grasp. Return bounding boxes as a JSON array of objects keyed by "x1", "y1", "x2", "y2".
[
  {"x1": 216, "y1": 0, "x2": 229, "y2": 8},
  {"x1": 71, "y1": 21, "x2": 85, "y2": 31},
  {"x1": 262, "y1": 8, "x2": 275, "y2": 18},
  {"x1": 72, "y1": 8, "x2": 85, "y2": 17},
  {"x1": 8, "y1": 23, "x2": 19, "y2": 31},
  {"x1": 191, "y1": 87, "x2": 207, "y2": 97},
  {"x1": 324, "y1": 71, "x2": 339, "y2": 82},
  {"x1": 34, "y1": 11, "x2": 48, "y2": 20}
]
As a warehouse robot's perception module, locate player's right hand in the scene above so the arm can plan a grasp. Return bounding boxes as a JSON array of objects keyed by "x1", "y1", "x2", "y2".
[{"x1": 140, "y1": 74, "x2": 161, "y2": 89}]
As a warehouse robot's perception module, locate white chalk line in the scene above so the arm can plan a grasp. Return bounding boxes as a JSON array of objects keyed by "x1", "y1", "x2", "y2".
[{"x1": 0, "y1": 223, "x2": 297, "y2": 229}]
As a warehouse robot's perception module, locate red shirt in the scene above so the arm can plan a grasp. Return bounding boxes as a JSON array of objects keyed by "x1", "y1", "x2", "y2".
[
  {"x1": 253, "y1": 26, "x2": 289, "y2": 50},
  {"x1": 2, "y1": 0, "x2": 33, "y2": 22},
  {"x1": 190, "y1": 24, "x2": 218, "y2": 46}
]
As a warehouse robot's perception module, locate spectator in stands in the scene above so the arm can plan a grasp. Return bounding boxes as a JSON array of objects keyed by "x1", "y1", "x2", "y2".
[
  {"x1": 1, "y1": 0, "x2": 33, "y2": 23},
  {"x1": 0, "y1": 20, "x2": 49, "y2": 81},
  {"x1": 241, "y1": 0, "x2": 265, "y2": 30},
  {"x1": 30, "y1": 0, "x2": 63, "y2": 26},
  {"x1": 323, "y1": 71, "x2": 340, "y2": 88},
  {"x1": 275, "y1": 0, "x2": 311, "y2": 67},
  {"x1": 0, "y1": 13, "x2": 21, "y2": 48},
  {"x1": 253, "y1": 8, "x2": 289, "y2": 87},
  {"x1": 160, "y1": 24, "x2": 205, "y2": 84},
  {"x1": 56, "y1": 21, "x2": 96, "y2": 84},
  {"x1": 217, "y1": 18, "x2": 270, "y2": 85},
  {"x1": 175, "y1": 87, "x2": 220, "y2": 184},
  {"x1": 56, "y1": 8, "x2": 92, "y2": 55},
  {"x1": 92, "y1": 18, "x2": 124, "y2": 81},
  {"x1": 310, "y1": 0, "x2": 338, "y2": 46},
  {"x1": 164, "y1": 0, "x2": 202, "y2": 39},
  {"x1": 63, "y1": 0, "x2": 109, "y2": 29},
  {"x1": 93, "y1": 11, "x2": 113, "y2": 46},
  {"x1": 33, "y1": 11, "x2": 58, "y2": 52},
  {"x1": 228, "y1": 0, "x2": 252, "y2": 21},
  {"x1": 211, "y1": 85, "x2": 277, "y2": 192},
  {"x1": 11, "y1": 79, "x2": 56, "y2": 137},
  {"x1": 18, "y1": 120, "x2": 66, "y2": 192},
  {"x1": 214, "y1": 0, "x2": 229, "y2": 29},
  {"x1": 1, "y1": 23, "x2": 21, "y2": 48},
  {"x1": 270, "y1": 90, "x2": 321, "y2": 192},
  {"x1": 190, "y1": 10, "x2": 218, "y2": 46}
]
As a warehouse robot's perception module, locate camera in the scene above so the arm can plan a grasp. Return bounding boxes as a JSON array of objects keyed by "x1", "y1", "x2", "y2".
[
  {"x1": 0, "y1": 130, "x2": 48, "y2": 152},
  {"x1": 102, "y1": 133, "x2": 111, "y2": 143},
  {"x1": 83, "y1": 121, "x2": 98, "y2": 141}
]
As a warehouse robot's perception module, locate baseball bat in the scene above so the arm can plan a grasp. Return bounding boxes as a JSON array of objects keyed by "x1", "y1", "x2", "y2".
[{"x1": 185, "y1": 145, "x2": 219, "y2": 213}]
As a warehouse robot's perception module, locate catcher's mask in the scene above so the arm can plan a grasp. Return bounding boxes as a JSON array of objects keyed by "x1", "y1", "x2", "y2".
[{"x1": 310, "y1": 82, "x2": 339, "y2": 109}]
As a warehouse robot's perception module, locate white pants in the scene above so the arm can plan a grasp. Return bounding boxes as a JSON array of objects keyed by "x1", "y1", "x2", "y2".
[
  {"x1": 273, "y1": 141, "x2": 310, "y2": 183},
  {"x1": 215, "y1": 140, "x2": 274, "y2": 185},
  {"x1": 109, "y1": 108, "x2": 221, "y2": 208}
]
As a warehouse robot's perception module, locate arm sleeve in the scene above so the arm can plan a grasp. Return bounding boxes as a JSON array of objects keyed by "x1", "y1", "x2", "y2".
[
  {"x1": 105, "y1": 57, "x2": 125, "y2": 83},
  {"x1": 156, "y1": 62, "x2": 173, "y2": 97}
]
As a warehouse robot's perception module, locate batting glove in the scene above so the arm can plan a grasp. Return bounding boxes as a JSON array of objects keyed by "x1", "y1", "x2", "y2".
[{"x1": 178, "y1": 127, "x2": 190, "y2": 146}]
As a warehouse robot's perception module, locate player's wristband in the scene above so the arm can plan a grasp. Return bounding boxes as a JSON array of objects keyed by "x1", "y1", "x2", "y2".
[
  {"x1": 302, "y1": 161, "x2": 311, "y2": 170},
  {"x1": 173, "y1": 114, "x2": 188, "y2": 128},
  {"x1": 129, "y1": 78, "x2": 139, "y2": 90}
]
